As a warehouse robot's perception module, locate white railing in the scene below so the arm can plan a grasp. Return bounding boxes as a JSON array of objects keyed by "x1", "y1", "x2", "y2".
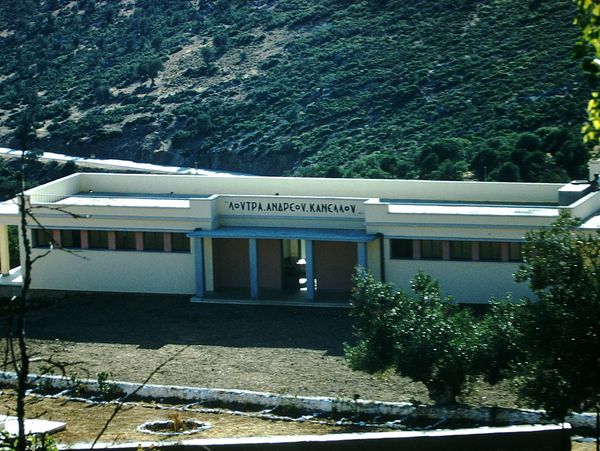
[{"x1": 28, "y1": 194, "x2": 69, "y2": 205}]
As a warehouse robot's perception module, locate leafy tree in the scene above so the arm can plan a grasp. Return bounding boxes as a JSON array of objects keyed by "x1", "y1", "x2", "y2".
[
  {"x1": 515, "y1": 132, "x2": 541, "y2": 152},
  {"x1": 514, "y1": 212, "x2": 600, "y2": 420},
  {"x1": 150, "y1": 35, "x2": 162, "y2": 51},
  {"x1": 190, "y1": 113, "x2": 213, "y2": 137},
  {"x1": 556, "y1": 140, "x2": 589, "y2": 179},
  {"x1": 345, "y1": 270, "x2": 517, "y2": 405},
  {"x1": 201, "y1": 46, "x2": 215, "y2": 66},
  {"x1": 430, "y1": 160, "x2": 468, "y2": 181},
  {"x1": 213, "y1": 32, "x2": 229, "y2": 55},
  {"x1": 495, "y1": 161, "x2": 521, "y2": 181},
  {"x1": 146, "y1": 58, "x2": 164, "y2": 85},
  {"x1": 0, "y1": 161, "x2": 19, "y2": 201},
  {"x1": 537, "y1": 126, "x2": 571, "y2": 154},
  {"x1": 14, "y1": 110, "x2": 37, "y2": 151},
  {"x1": 137, "y1": 58, "x2": 164, "y2": 85},
  {"x1": 575, "y1": 0, "x2": 600, "y2": 145},
  {"x1": 416, "y1": 138, "x2": 470, "y2": 180},
  {"x1": 470, "y1": 146, "x2": 499, "y2": 181},
  {"x1": 93, "y1": 84, "x2": 111, "y2": 104}
]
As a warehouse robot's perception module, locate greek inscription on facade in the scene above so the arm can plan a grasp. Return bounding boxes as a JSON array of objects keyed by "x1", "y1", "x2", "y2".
[{"x1": 226, "y1": 200, "x2": 358, "y2": 215}]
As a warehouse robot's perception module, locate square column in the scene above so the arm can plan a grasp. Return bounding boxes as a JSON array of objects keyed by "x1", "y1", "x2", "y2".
[
  {"x1": 305, "y1": 239, "x2": 315, "y2": 301},
  {"x1": 194, "y1": 237, "x2": 206, "y2": 299},
  {"x1": 249, "y1": 238, "x2": 259, "y2": 299},
  {"x1": 80, "y1": 230, "x2": 89, "y2": 249},
  {"x1": 135, "y1": 232, "x2": 144, "y2": 251},
  {"x1": 107, "y1": 231, "x2": 117, "y2": 250},
  {"x1": 0, "y1": 225, "x2": 10, "y2": 276},
  {"x1": 357, "y1": 241, "x2": 368, "y2": 270},
  {"x1": 163, "y1": 232, "x2": 172, "y2": 252}
]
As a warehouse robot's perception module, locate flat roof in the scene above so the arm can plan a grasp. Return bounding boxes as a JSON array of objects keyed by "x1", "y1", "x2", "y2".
[
  {"x1": 55, "y1": 194, "x2": 194, "y2": 208},
  {"x1": 0, "y1": 199, "x2": 18, "y2": 215},
  {"x1": 387, "y1": 203, "x2": 559, "y2": 217},
  {"x1": 56, "y1": 197, "x2": 190, "y2": 208},
  {"x1": 581, "y1": 213, "x2": 600, "y2": 229},
  {"x1": 24, "y1": 172, "x2": 564, "y2": 206}
]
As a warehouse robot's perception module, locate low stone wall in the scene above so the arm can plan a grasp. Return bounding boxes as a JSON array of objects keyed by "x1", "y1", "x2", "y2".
[
  {"x1": 67, "y1": 424, "x2": 572, "y2": 451},
  {"x1": 0, "y1": 372, "x2": 581, "y2": 451},
  {"x1": 0, "y1": 371, "x2": 595, "y2": 430}
]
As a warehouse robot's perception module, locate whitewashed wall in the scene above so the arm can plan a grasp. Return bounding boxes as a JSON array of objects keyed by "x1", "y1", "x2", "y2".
[
  {"x1": 385, "y1": 257, "x2": 532, "y2": 303},
  {"x1": 29, "y1": 247, "x2": 195, "y2": 294}
]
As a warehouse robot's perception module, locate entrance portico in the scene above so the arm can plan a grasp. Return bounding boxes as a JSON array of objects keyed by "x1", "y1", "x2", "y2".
[{"x1": 188, "y1": 227, "x2": 378, "y2": 302}]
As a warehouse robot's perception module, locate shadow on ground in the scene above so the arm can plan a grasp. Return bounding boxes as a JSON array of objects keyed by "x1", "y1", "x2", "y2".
[{"x1": 12, "y1": 294, "x2": 353, "y2": 355}]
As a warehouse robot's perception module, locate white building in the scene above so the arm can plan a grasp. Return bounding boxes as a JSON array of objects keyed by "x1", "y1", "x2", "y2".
[{"x1": 1, "y1": 160, "x2": 599, "y2": 304}]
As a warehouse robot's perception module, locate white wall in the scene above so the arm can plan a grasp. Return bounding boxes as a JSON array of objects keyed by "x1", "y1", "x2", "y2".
[
  {"x1": 589, "y1": 158, "x2": 600, "y2": 179},
  {"x1": 382, "y1": 237, "x2": 533, "y2": 303},
  {"x1": 73, "y1": 173, "x2": 561, "y2": 204},
  {"x1": 386, "y1": 259, "x2": 532, "y2": 303},
  {"x1": 564, "y1": 191, "x2": 600, "y2": 221},
  {"x1": 30, "y1": 247, "x2": 195, "y2": 294},
  {"x1": 25, "y1": 173, "x2": 81, "y2": 203},
  {"x1": 366, "y1": 239, "x2": 381, "y2": 280}
]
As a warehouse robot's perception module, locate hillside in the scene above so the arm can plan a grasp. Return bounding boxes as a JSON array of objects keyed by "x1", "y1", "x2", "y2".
[{"x1": 0, "y1": 0, "x2": 592, "y2": 180}]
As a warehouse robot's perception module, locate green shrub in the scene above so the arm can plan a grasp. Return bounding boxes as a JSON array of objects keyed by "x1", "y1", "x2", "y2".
[{"x1": 346, "y1": 270, "x2": 520, "y2": 405}]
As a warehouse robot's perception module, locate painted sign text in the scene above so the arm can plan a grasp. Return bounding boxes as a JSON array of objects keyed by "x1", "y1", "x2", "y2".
[{"x1": 226, "y1": 200, "x2": 358, "y2": 215}]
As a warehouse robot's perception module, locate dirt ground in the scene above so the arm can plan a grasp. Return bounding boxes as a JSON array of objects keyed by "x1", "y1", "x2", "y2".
[
  {"x1": 0, "y1": 293, "x2": 596, "y2": 448},
  {"x1": 0, "y1": 392, "x2": 355, "y2": 444},
  {"x1": 1, "y1": 293, "x2": 518, "y2": 407}
]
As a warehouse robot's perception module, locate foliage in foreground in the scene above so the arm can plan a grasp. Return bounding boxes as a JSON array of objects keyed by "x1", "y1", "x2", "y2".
[
  {"x1": 575, "y1": 0, "x2": 600, "y2": 146},
  {"x1": 347, "y1": 213, "x2": 600, "y2": 419},
  {"x1": 345, "y1": 270, "x2": 522, "y2": 405},
  {"x1": 0, "y1": 431, "x2": 57, "y2": 451},
  {"x1": 514, "y1": 212, "x2": 600, "y2": 420}
]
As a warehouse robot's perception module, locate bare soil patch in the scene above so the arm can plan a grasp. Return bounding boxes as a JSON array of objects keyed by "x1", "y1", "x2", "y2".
[
  {"x1": 0, "y1": 294, "x2": 525, "y2": 407},
  {"x1": 4, "y1": 294, "x2": 428, "y2": 403},
  {"x1": 0, "y1": 294, "x2": 595, "y2": 447},
  {"x1": 0, "y1": 392, "x2": 352, "y2": 444},
  {"x1": 1, "y1": 293, "x2": 518, "y2": 407}
]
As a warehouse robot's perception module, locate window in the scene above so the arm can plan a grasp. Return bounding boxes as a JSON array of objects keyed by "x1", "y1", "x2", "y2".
[
  {"x1": 172, "y1": 233, "x2": 190, "y2": 252},
  {"x1": 421, "y1": 240, "x2": 443, "y2": 259},
  {"x1": 390, "y1": 239, "x2": 413, "y2": 259},
  {"x1": 509, "y1": 242, "x2": 523, "y2": 261},
  {"x1": 479, "y1": 241, "x2": 502, "y2": 261},
  {"x1": 89, "y1": 231, "x2": 109, "y2": 249},
  {"x1": 116, "y1": 231, "x2": 136, "y2": 250},
  {"x1": 32, "y1": 229, "x2": 51, "y2": 248},
  {"x1": 61, "y1": 230, "x2": 81, "y2": 248},
  {"x1": 143, "y1": 232, "x2": 164, "y2": 251},
  {"x1": 450, "y1": 241, "x2": 472, "y2": 260}
]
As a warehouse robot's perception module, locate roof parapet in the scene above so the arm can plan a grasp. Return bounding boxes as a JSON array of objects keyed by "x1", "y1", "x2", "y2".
[{"x1": 558, "y1": 181, "x2": 594, "y2": 206}]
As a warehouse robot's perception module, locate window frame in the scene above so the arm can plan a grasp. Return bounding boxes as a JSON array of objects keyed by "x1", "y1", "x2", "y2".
[
  {"x1": 420, "y1": 240, "x2": 443, "y2": 260},
  {"x1": 171, "y1": 232, "x2": 191, "y2": 253},
  {"x1": 60, "y1": 229, "x2": 81, "y2": 249},
  {"x1": 390, "y1": 239, "x2": 413, "y2": 259},
  {"x1": 115, "y1": 231, "x2": 137, "y2": 251}
]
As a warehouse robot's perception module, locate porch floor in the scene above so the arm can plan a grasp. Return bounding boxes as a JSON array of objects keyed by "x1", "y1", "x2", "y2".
[
  {"x1": 0, "y1": 266, "x2": 22, "y2": 286},
  {"x1": 191, "y1": 288, "x2": 351, "y2": 308}
]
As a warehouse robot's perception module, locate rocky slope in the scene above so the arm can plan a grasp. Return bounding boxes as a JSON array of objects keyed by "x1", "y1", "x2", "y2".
[{"x1": 0, "y1": 0, "x2": 591, "y2": 179}]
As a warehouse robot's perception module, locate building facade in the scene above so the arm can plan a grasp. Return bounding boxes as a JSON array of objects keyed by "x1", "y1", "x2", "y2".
[{"x1": 1, "y1": 160, "x2": 599, "y2": 304}]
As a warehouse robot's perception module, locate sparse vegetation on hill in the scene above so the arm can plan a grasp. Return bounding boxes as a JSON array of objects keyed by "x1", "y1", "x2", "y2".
[{"x1": 0, "y1": 0, "x2": 592, "y2": 179}]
